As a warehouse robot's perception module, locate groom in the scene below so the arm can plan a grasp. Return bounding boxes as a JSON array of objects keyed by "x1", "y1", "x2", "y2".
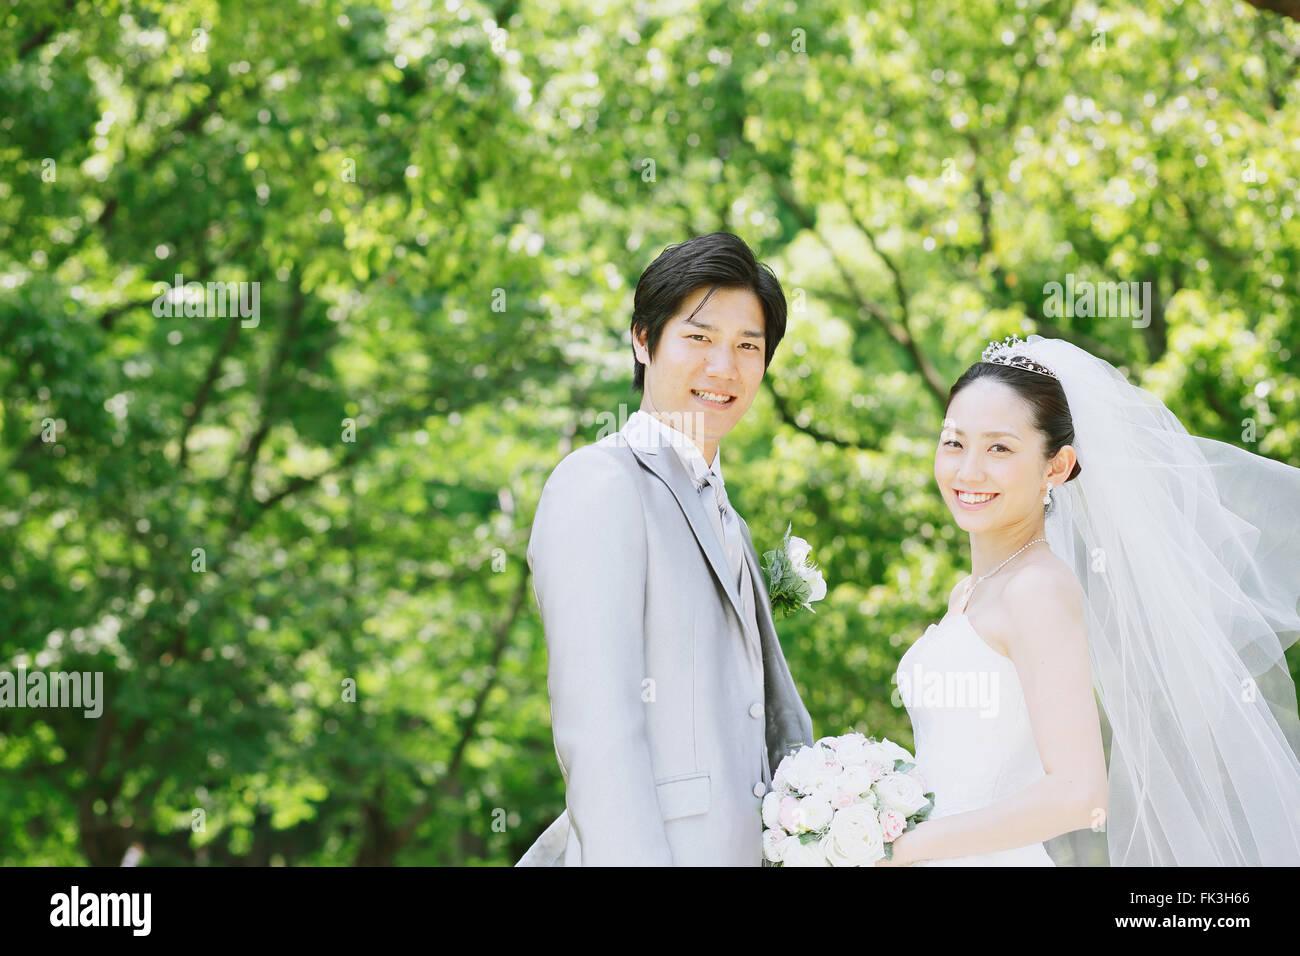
[{"x1": 516, "y1": 232, "x2": 815, "y2": 866}]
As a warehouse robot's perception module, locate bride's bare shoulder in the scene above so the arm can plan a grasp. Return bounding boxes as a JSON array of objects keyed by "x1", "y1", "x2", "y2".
[
  {"x1": 1005, "y1": 549, "x2": 1081, "y2": 598},
  {"x1": 999, "y1": 552, "x2": 1087, "y2": 643}
]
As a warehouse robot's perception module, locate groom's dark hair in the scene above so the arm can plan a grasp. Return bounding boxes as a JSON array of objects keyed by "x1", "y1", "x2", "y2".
[{"x1": 630, "y1": 232, "x2": 788, "y2": 391}]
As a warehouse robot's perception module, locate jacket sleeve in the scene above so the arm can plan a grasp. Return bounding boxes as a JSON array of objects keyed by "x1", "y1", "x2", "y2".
[{"x1": 527, "y1": 446, "x2": 673, "y2": 865}]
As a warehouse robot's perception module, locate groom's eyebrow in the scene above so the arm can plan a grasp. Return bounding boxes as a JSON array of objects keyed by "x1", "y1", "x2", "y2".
[{"x1": 683, "y1": 316, "x2": 765, "y2": 338}]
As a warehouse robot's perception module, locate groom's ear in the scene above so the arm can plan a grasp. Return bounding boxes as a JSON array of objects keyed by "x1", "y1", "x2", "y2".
[{"x1": 632, "y1": 325, "x2": 651, "y2": 365}]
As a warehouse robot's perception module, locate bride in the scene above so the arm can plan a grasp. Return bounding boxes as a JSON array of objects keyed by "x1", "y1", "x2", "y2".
[{"x1": 879, "y1": 335, "x2": 1300, "y2": 867}]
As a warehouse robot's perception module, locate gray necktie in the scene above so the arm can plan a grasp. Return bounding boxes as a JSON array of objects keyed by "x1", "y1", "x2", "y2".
[{"x1": 700, "y1": 469, "x2": 744, "y2": 591}]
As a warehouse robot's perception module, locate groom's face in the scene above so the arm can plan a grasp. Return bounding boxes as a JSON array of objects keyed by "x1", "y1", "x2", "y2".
[{"x1": 633, "y1": 285, "x2": 767, "y2": 450}]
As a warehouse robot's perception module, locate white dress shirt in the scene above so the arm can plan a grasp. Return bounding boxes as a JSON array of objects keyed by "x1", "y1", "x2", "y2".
[
  {"x1": 624, "y1": 407, "x2": 716, "y2": 473},
  {"x1": 623, "y1": 410, "x2": 745, "y2": 591}
]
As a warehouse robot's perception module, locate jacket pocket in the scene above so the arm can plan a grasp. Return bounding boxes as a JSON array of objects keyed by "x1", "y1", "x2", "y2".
[{"x1": 654, "y1": 770, "x2": 710, "y2": 821}]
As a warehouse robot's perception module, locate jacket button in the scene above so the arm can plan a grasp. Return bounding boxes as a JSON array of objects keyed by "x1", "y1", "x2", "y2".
[
  {"x1": 753, "y1": 781, "x2": 766, "y2": 798},
  {"x1": 749, "y1": 702, "x2": 764, "y2": 719}
]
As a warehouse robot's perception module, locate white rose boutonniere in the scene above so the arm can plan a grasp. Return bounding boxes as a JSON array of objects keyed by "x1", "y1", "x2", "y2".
[{"x1": 761, "y1": 524, "x2": 827, "y2": 619}]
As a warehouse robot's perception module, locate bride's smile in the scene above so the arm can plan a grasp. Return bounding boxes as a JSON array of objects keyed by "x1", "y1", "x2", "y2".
[{"x1": 952, "y1": 490, "x2": 999, "y2": 508}]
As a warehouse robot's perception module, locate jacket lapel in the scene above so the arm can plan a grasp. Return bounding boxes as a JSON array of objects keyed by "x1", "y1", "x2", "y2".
[
  {"x1": 627, "y1": 441, "x2": 746, "y2": 627},
  {"x1": 738, "y1": 514, "x2": 815, "y2": 772},
  {"x1": 738, "y1": 520, "x2": 775, "y2": 644}
]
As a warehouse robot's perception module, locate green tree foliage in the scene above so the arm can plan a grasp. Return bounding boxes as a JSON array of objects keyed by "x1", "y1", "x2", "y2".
[{"x1": 1, "y1": 0, "x2": 1296, "y2": 865}]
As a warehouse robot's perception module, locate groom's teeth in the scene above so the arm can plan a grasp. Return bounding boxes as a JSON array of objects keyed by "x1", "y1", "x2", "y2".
[
  {"x1": 957, "y1": 491, "x2": 997, "y2": 504},
  {"x1": 693, "y1": 390, "x2": 734, "y2": 405}
]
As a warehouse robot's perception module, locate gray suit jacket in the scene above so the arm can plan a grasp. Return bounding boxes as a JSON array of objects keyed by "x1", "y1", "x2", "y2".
[{"x1": 515, "y1": 426, "x2": 815, "y2": 866}]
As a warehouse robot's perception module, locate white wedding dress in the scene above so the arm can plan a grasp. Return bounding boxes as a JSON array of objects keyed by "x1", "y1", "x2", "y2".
[{"x1": 895, "y1": 612, "x2": 1055, "y2": 866}]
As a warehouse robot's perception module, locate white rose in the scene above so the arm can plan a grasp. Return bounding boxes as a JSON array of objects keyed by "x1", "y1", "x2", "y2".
[
  {"x1": 838, "y1": 764, "x2": 876, "y2": 798},
  {"x1": 781, "y1": 837, "x2": 831, "y2": 867},
  {"x1": 802, "y1": 568, "x2": 827, "y2": 603},
  {"x1": 772, "y1": 756, "x2": 795, "y2": 796},
  {"x1": 808, "y1": 769, "x2": 841, "y2": 802},
  {"x1": 778, "y1": 748, "x2": 809, "y2": 793},
  {"x1": 821, "y1": 804, "x2": 886, "y2": 866},
  {"x1": 762, "y1": 827, "x2": 789, "y2": 863},
  {"x1": 874, "y1": 771, "x2": 931, "y2": 816},
  {"x1": 858, "y1": 741, "x2": 889, "y2": 764},
  {"x1": 817, "y1": 742, "x2": 843, "y2": 770},
  {"x1": 786, "y1": 535, "x2": 813, "y2": 568},
  {"x1": 788, "y1": 744, "x2": 835, "y2": 795},
  {"x1": 833, "y1": 734, "x2": 871, "y2": 767},
  {"x1": 861, "y1": 739, "x2": 913, "y2": 772},
  {"x1": 762, "y1": 790, "x2": 782, "y2": 830},
  {"x1": 799, "y1": 796, "x2": 834, "y2": 833},
  {"x1": 875, "y1": 737, "x2": 915, "y2": 767}
]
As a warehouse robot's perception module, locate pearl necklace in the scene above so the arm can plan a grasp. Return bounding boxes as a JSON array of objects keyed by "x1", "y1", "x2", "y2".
[{"x1": 960, "y1": 537, "x2": 1047, "y2": 612}]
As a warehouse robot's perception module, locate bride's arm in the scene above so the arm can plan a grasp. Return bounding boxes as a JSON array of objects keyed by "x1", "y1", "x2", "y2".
[{"x1": 883, "y1": 562, "x2": 1108, "y2": 866}]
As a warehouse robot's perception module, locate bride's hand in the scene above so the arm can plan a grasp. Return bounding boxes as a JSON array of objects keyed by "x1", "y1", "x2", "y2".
[{"x1": 875, "y1": 830, "x2": 920, "y2": 866}]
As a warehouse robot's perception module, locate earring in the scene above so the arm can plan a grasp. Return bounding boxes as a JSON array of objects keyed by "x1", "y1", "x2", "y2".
[{"x1": 1042, "y1": 484, "x2": 1053, "y2": 506}]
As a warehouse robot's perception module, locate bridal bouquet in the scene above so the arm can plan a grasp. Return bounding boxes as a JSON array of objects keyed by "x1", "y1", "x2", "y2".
[
  {"x1": 761, "y1": 524, "x2": 826, "y2": 619},
  {"x1": 762, "y1": 733, "x2": 934, "y2": 866}
]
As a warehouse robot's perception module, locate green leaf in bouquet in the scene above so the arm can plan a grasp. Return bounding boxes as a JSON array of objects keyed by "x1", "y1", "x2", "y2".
[{"x1": 911, "y1": 793, "x2": 935, "y2": 822}]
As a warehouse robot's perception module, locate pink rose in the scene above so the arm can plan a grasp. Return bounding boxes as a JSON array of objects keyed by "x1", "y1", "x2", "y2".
[
  {"x1": 832, "y1": 789, "x2": 857, "y2": 810},
  {"x1": 778, "y1": 796, "x2": 801, "y2": 834},
  {"x1": 880, "y1": 808, "x2": 906, "y2": 842}
]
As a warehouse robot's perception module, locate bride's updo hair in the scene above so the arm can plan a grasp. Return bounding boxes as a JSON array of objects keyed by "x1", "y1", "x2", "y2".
[{"x1": 947, "y1": 362, "x2": 1083, "y2": 483}]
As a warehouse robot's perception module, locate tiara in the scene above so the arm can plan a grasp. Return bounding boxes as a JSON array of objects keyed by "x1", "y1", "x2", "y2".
[{"x1": 981, "y1": 335, "x2": 1057, "y2": 379}]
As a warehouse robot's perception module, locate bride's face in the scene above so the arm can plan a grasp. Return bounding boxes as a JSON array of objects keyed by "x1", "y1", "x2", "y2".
[{"x1": 934, "y1": 380, "x2": 1052, "y2": 533}]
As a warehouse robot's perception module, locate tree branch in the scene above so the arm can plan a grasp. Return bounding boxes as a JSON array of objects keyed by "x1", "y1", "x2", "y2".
[
  {"x1": 763, "y1": 378, "x2": 876, "y2": 451},
  {"x1": 228, "y1": 280, "x2": 307, "y2": 510},
  {"x1": 177, "y1": 313, "x2": 245, "y2": 471},
  {"x1": 768, "y1": 177, "x2": 947, "y2": 407},
  {"x1": 16, "y1": 0, "x2": 78, "y2": 60},
  {"x1": 842, "y1": 203, "x2": 948, "y2": 405},
  {"x1": 390, "y1": 564, "x2": 532, "y2": 849}
]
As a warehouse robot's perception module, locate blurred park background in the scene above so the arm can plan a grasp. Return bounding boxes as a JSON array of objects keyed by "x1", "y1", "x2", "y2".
[{"x1": 2, "y1": 0, "x2": 1298, "y2": 865}]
